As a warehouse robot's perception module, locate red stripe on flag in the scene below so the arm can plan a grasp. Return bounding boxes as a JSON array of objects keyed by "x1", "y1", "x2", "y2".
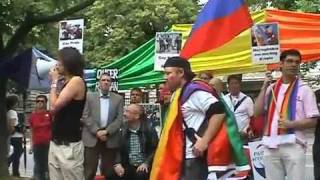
[
  {"x1": 157, "y1": 109, "x2": 184, "y2": 180},
  {"x1": 181, "y1": 5, "x2": 252, "y2": 59}
]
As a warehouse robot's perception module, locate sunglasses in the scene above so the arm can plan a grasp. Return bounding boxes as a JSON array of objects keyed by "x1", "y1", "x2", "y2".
[{"x1": 36, "y1": 100, "x2": 45, "y2": 103}]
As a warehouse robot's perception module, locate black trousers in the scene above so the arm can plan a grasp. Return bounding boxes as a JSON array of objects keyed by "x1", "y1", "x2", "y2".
[
  {"x1": 181, "y1": 157, "x2": 208, "y2": 180},
  {"x1": 84, "y1": 141, "x2": 117, "y2": 180},
  {"x1": 314, "y1": 137, "x2": 320, "y2": 180},
  {"x1": 33, "y1": 143, "x2": 49, "y2": 180},
  {"x1": 107, "y1": 164, "x2": 149, "y2": 180},
  {"x1": 8, "y1": 137, "x2": 23, "y2": 176}
]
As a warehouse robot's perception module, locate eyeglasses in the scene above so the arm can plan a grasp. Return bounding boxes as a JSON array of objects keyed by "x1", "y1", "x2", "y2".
[
  {"x1": 36, "y1": 100, "x2": 45, "y2": 103},
  {"x1": 131, "y1": 93, "x2": 141, "y2": 96}
]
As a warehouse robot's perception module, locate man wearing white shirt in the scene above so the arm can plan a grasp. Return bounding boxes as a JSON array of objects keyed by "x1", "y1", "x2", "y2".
[
  {"x1": 225, "y1": 75, "x2": 254, "y2": 139},
  {"x1": 81, "y1": 73, "x2": 123, "y2": 180}
]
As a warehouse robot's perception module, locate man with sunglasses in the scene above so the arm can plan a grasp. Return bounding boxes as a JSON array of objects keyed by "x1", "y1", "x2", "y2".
[{"x1": 29, "y1": 95, "x2": 52, "y2": 180}]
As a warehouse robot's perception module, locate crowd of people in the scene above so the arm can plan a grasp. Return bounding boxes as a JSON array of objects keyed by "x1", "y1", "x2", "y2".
[{"x1": 5, "y1": 48, "x2": 320, "y2": 180}]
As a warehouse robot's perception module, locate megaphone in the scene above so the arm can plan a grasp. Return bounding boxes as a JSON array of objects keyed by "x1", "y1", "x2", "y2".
[
  {"x1": 36, "y1": 57, "x2": 57, "y2": 80},
  {"x1": 28, "y1": 48, "x2": 58, "y2": 91}
]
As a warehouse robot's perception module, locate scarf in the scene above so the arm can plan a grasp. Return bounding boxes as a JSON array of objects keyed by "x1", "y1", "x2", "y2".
[{"x1": 265, "y1": 78, "x2": 299, "y2": 136}]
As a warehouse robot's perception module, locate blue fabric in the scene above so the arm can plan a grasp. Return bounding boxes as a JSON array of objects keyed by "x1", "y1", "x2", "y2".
[{"x1": 192, "y1": 0, "x2": 245, "y2": 31}]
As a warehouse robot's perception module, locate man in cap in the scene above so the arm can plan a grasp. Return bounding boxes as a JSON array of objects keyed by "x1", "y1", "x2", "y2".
[{"x1": 162, "y1": 56, "x2": 225, "y2": 179}]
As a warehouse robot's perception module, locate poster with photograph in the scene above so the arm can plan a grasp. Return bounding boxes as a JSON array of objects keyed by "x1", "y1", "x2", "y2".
[
  {"x1": 154, "y1": 32, "x2": 182, "y2": 71},
  {"x1": 141, "y1": 103, "x2": 162, "y2": 137},
  {"x1": 251, "y1": 22, "x2": 280, "y2": 64},
  {"x1": 248, "y1": 141, "x2": 266, "y2": 180},
  {"x1": 59, "y1": 19, "x2": 84, "y2": 53},
  {"x1": 96, "y1": 69, "x2": 119, "y2": 92}
]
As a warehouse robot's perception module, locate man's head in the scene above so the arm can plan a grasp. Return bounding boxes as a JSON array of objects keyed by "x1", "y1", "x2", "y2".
[
  {"x1": 35, "y1": 95, "x2": 48, "y2": 110},
  {"x1": 130, "y1": 88, "x2": 143, "y2": 104},
  {"x1": 163, "y1": 56, "x2": 195, "y2": 92},
  {"x1": 280, "y1": 49, "x2": 301, "y2": 77},
  {"x1": 209, "y1": 78, "x2": 224, "y2": 94},
  {"x1": 198, "y1": 71, "x2": 213, "y2": 83},
  {"x1": 99, "y1": 73, "x2": 112, "y2": 93},
  {"x1": 227, "y1": 74, "x2": 242, "y2": 96},
  {"x1": 124, "y1": 103, "x2": 145, "y2": 123}
]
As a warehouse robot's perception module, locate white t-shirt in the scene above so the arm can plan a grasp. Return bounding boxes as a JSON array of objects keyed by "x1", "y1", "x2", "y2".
[
  {"x1": 7, "y1": 110, "x2": 23, "y2": 138},
  {"x1": 224, "y1": 92, "x2": 254, "y2": 132},
  {"x1": 181, "y1": 91, "x2": 219, "y2": 159}
]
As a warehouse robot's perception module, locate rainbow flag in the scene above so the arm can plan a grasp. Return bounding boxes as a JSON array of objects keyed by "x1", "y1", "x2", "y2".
[
  {"x1": 266, "y1": 78, "x2": 299, "y2": 135},
  {"x1": 150, "y1": 89, "x2": 184, "y2": 180},
  {"x1": 150, "y1": 81, "x2": 250, "y2": 180},
  {"x1": 180, "y1": 0, "x2": 253, "y2": 59}
]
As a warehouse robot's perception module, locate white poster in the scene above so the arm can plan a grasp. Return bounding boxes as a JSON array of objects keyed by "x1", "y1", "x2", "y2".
[
  {"x1": 248, "y1": 141, "x2": 266, "y2": 180},
  {"x1": 96, "y1": 69, "x2": 119, "y2": 92},
  {"x1": 154, "y1": 32, "x2": 182, "y2": 71},
  {"x1": 59, "y1": 19, "x2": 84, "y2": 53},
  {"x1": 251, "y1": 22, "x2": 280, "y2": 64}
]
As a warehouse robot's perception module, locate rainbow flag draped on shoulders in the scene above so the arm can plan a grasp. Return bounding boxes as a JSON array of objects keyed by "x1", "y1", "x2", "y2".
[
  {"x1": 265, "y1": 77, "x2": 299, "y2": 136},
  {"x1": 180, "y1": 0, "x2": 253, "y2": 59},
  {"x1": 150, "y1": 80, "x2": 250, "y2": 180}
]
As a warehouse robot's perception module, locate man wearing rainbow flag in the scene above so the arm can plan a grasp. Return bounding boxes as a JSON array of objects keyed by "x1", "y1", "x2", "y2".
[
  {"x1": 255, "y1": 49, "x2": 320, "y2": 180},
  {"x1": 150, "y1": 57, "x2": 250, "y2": 180}
]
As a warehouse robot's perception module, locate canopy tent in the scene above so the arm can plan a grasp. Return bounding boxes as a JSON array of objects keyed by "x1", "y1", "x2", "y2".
[
  {"x1": 101, "y1": 9, "x2": 320, "y2": 90},
  {"x1": 0, "y1": 48, "x2": 57, "y2": 91}
]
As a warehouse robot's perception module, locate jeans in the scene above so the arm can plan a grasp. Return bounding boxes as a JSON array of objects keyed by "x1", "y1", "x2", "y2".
[
  {"x1": 8, "y1": 137, "x2": 23, "y2": 176},
  {"x1": 33, "y1": 143, "x2": 49, "y2": 180}
]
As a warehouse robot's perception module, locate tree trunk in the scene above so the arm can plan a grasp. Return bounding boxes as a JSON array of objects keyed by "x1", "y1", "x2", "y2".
[
  {"x1": 0, "y1": 77, "x2": 9, "y2": 178},
  {"x1": 0, "y1": 0, "x2": 96, "y2": 177}
]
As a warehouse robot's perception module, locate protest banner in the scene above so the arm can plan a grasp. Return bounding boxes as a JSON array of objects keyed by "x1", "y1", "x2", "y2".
[
  {"x1": 251, "y1": 22, "x2": 280, "y2": 64},
  {"x1": 59, "y1": 19, "x2": 84, "y2": 53},
  {"x1": 248, "y1": 141, "x2": 266, "y2": 180},
  {"x1": 154, "y1": 32, "x2": 182, "y2": 71}
]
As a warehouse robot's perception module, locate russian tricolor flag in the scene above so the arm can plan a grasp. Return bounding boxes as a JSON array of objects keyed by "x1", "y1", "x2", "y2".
[{"x1": 181, "y1": 0, "x2": 253, "y2": 59}]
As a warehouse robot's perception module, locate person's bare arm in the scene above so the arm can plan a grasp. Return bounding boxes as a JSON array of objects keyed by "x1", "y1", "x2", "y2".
[
  {"x1": 193, "y1": 113, "x2": 225, "y2": 156},
  {"x1": 254, "y1": 72, "x2": 272, "y2": 117},
  {"x1": 7, "y1": 118, "x2": 16, "y2": 134},
  {"x1": 50, "y1": 77, "x2": 84, "y2": 114}
]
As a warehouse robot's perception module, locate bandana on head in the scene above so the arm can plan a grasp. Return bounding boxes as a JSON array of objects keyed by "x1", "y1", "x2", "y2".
[{"x1": 164, "y1": 57, "x2": 192, "y2": 71}]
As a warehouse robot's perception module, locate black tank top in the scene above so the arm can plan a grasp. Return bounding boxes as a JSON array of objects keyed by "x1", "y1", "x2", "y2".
[{"x1": 52, "y1": 79, "x2": 86, "y2": 142}]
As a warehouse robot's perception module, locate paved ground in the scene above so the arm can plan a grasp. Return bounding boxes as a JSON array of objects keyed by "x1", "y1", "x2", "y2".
[{"x1": 9, "y1": 132, "x2": 317, "y2": 180}]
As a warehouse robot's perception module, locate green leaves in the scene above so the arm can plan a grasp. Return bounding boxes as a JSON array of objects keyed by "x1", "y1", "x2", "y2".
[
  {"x1": 84, "y1": 0, "x2": 199, "y2": 67},
  {"x1": 248, "y1": 0, "x2": 320, "y2": 12}
]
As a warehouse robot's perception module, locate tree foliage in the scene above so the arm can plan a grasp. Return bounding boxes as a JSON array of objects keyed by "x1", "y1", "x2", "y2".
[
  {"x1": 0, "y1": 0, "x2": 95, "y2": 178},
  {"x1": 248, "y1": 0, "x2": 320, "y2": 12},
  {"x1": 84, "y1": 0, "x2": 199, "y2": 67}
]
